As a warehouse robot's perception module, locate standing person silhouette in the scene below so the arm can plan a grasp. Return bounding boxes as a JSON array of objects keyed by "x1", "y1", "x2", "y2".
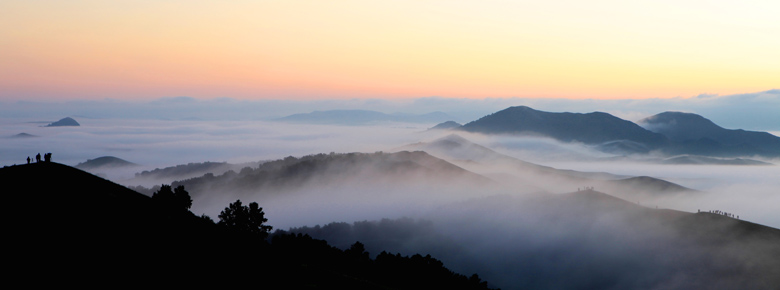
[
  {"x1": 26, "y1": 156, "x2": 31, "y2": 164},
  {"x1": 36, "y1": 153, "x2": 41, "y2": 163}
]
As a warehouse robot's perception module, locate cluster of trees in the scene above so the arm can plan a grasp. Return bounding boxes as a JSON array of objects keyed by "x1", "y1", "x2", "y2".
[
  {"x1": 269, "y1": 233, "x2": 494, "y2": 289},
  {"x1": 146, "y1": 184, "x2": 494, "y2": 289}
]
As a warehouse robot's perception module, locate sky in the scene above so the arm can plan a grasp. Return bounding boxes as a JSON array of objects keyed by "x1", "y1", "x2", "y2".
[{"x1": 2, "y1": 0, "x2": 778, "y2": 101}]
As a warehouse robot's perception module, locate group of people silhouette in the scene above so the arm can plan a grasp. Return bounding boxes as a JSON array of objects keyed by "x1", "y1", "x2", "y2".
[
  {"x1": 699, "y1": 209, "x2": 738, "y2": 219},
  {"x1": 26, "y1": 153, "x2": 52, "y2": 164}
]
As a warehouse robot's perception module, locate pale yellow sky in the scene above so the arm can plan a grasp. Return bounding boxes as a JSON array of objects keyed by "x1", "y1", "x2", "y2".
[{"x1": 1, "y1": 0, "x2": 778, "y2": 100}]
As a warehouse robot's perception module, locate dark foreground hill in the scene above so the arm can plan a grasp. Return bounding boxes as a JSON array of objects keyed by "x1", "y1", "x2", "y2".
[
  {"x1": 1, "y1": 162, "x2": 495, "y2": 289},
  {"x1": 640, "y1": 111, "x2": 780, "y2": 157}
]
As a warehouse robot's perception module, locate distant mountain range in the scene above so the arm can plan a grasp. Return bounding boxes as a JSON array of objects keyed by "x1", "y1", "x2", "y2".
[
  {"x1": 639, "y1": 111, "x2": 780, "y2": 157},
  {"x1": 450, "y1": 106, "x2": 779, "y2": 158},
  {"x1": 460, "y1": 106, "x2": 669, "y2": 148},
  {"x1": 275, "y1": 110, "x2": 454, "y2": 125}
]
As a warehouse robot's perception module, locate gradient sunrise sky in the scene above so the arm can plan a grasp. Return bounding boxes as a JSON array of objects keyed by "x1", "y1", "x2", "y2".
[{"x1": 1, "y1": 0, "x2": 778, "y2": 101}]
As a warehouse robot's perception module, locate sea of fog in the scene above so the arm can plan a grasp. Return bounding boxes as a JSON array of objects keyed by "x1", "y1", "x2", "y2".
[{"x1": 2, "y1": 118, "x2": 778, "y2": 229}]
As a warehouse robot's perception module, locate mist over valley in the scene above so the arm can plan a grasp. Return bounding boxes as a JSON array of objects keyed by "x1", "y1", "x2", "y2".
[{"x1": 3, "y1": 100, "x2": 779, "y2": 289}]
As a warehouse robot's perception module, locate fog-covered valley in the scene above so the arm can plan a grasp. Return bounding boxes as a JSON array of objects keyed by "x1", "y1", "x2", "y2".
[{"x1": 3, "y1": 103, "x2": 779, "y2": 289}]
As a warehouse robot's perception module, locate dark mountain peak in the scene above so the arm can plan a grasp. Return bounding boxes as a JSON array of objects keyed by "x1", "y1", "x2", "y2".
[
  {"x1": 640, "y1": 111, "x2": 723, "y2": 132},
  {"x1": 506, "y1": 105, "x2": 537, "y2": 111},
  {"x1": 639, "y1": 111, "x2": 780, "y2": 157},
  {"x1": 45, "y1": 117, "x2": 80, "y2": 127},
  {"x1": 501, "y1": 105, "x2": 543, "y2": 117},
  {"x1": 461, "y1": 106, "x2": 668, "y2": 147},
  {"x1": 429, "y1": 121, "x2": 462, "y2": 130}
]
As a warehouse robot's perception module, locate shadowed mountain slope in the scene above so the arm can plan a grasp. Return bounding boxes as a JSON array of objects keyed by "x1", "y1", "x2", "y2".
[
  {"x1": 171, "y1": 151, "x2": 495, "y2": 197},
  {"x1": 397, "y1": 134, "x2": 694, "y2": 197},
  {"x1": 460, "y1": 106, "x2": 669, "y2": 148},
  {"x1": 159, "y1": 151, "x2": 501, "y2": 226},
  {"x1": 1, "y1": 162, "x2": 498, "y2": 289},
  {"x1": 429, "y1": 121, "x2": 463, "y2": 130},
  {"x1": 290, "y1": 190, "x2": 780, "y2": 290},
  {"x1": 639, "y1": 111, "x2": 780, "y2": 157}
]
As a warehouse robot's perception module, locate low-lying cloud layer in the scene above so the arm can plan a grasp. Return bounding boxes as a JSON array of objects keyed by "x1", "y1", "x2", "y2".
[{"x1": 3, "y1": 105, "x2": 779, "y2": 289}]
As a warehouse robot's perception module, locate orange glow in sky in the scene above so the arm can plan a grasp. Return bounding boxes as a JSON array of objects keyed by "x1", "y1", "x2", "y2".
[{"x1": 1, "y1": 0, "x2": 778, "y2": 100}]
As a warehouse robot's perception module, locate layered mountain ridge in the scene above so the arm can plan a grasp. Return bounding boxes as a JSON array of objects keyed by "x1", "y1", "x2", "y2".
[{"x1": 454, "y1": 106, "x2": 779, "y2": 158}]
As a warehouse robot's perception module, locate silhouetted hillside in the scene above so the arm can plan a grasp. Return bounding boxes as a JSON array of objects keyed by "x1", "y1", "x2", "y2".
[
  {"x1": 460, "y1": 106, "x2": 669, "y2": 148},
  {"x1": 275, "y1": 110, "x2": 453, "y2": 125},
  {"x1": 44, "y1": 117, "x2": 80, "y2": 127},
  {"x1": 640, "y1": 111, "x2": 780, "y2": 157},
  {"x1": 1, "y1": 162, "x2": 497, "y2": 288},
  {"x1": 75, "y1": 156, "x2": 137, "y2": 170}
]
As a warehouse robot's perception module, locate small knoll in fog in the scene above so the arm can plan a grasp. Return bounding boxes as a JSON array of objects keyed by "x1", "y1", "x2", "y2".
[
  {"x1": 8, "y1": 132, "x2": 38, "y2": 138},
  {"x1": 429, "y1": 121, "x2": 462, "y2": 130},
  {"x1": 44, "y1": 117, "x2": 80, "y2": 127},
  {"x1": 460, "y1": 106, "x2": 669, "y2": 148},
  {"x1": 75, "y1": 156, "x2": 137, "y2": 170},
  {"x1": 640, "y1": 111, "x2": 780, "y2": 157}
]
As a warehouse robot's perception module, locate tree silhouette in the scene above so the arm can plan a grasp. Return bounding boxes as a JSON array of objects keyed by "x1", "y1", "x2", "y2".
[
  {"x1": 151, "y1": 184, "x2": 193, "y2": 212},
  {"x1": 218, "y1": 200, "x2": 272, "y2": 239}
]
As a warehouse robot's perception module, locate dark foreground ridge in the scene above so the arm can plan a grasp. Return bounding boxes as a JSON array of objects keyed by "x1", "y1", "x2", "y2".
[{"x1": 1, "y1": 162, "x2": 496, "y2": 289}]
